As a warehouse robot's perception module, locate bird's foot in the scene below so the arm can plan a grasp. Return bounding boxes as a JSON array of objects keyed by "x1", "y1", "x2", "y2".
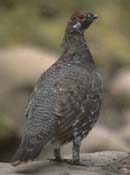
[
  {"x1": 48, "y1": 158, "x2": 73, "y2": 164},
  {"x1": 48, "y1": 158, "x2": 87, "y2": 166},
  {"x1": 48, "y1": 158, "x2": 63, "y2": 163},
  {"x1": 73, "y1": 160, "x2": 87, "y2": 166},
  {"x1": 62, "y1": 159, "x2": 87, "y2": 166}
]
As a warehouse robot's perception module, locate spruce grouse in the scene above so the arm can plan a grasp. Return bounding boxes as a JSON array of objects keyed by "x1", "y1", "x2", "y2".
[{"x1": 12, "y1": 10, "x2": 103, "y2": 166}]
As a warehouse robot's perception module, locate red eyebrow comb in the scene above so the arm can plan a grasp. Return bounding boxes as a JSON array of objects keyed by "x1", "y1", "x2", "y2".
[{"x1": 75, "y1": 12, "x2": 87, "y2": 20}]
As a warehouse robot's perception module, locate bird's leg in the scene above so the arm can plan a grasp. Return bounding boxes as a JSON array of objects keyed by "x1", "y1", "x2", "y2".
[
  {"x1": 72, "y1": 137, "x2": 88, "y2": 166},
  {"x1": 64, "y1": 137, "x2": 86, "y2": 166},
  {"x1": 54, "y1": 148, "x2": 62, "y2": 161},
  {"x1": 49, "y1": 148, "x2": 62, "y2": 162},
  {"x1": 72, "y1": 137, "x2": 81, "y2": 164},
  {"x1": 62, "y1": 137, "x2": 81, "y2": 165}
]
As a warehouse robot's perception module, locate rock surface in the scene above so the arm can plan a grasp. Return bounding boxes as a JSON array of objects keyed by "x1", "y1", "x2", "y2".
[
  {"x1": 0, "y1": 46, "x2": 56, "y2": 90},
  {"x1": 110, "y1": 69, "x2": 130, "y2": 96},
  {"x1": 1, "y1": 151, "x2": 130, "y2": 175}
]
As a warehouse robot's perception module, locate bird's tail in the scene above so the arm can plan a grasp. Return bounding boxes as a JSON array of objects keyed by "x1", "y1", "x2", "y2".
[{"x1": 11, "y1": 135, "x2": 48, "y2": 166}]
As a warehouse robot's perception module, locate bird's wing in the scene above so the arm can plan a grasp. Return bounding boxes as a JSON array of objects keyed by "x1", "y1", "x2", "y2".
[
  {"x1": 12, "y1": 78, "x2": 57, "y2": 165},
  {"x1": 24, "y1": 91, "x2": 35, "y2": 118},
  {"x1": 53, "y1": 72, "x2": 93, "y2": 142},
  {"x1": 12, "y1": 87, "x2": 58, "y2": 165}
]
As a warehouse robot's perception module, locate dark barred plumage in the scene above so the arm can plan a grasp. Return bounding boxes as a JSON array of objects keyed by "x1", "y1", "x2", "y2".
[{"x1": 11, "y1": 10, "x2": 103, "y2": 166}]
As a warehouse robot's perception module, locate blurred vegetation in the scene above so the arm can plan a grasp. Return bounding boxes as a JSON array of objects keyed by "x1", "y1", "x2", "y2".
[
  {"x1": 0, "y1": 115, "x2": 15, "y2": 138},
  {"x1": 0, "y1": 0, "x2": 130, "y2": 68},
  {"x1": 0, "y1": 115, "x2": 19, "y2": 162}
]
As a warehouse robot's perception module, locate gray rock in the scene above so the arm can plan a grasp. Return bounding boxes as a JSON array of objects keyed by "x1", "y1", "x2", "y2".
[{"x1": 1, "y1": 151, "x2": 130, "y2": 175}]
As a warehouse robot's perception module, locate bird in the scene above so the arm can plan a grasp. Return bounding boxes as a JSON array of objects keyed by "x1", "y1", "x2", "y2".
[{"x1": 11, "y1": 10, "x2": 103, "y2": 166}]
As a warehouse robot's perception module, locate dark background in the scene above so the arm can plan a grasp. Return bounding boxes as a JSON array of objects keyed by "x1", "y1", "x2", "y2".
[{"x1": 0, "y1": 0, "x2": 130, "y2": 162}]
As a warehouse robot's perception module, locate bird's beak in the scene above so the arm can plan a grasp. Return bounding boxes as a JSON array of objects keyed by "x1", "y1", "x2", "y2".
[{"x1": 93, "y1": 14, "x2": 98, "y2": 20}]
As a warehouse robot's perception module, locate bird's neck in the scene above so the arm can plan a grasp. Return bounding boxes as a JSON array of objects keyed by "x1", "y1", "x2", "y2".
[
  {"x1": 62, "y1": 31, "x2": 85, "y2": 49},
  {"x1": 62, "y1": 31, "x2": 95, "y2": 65}
]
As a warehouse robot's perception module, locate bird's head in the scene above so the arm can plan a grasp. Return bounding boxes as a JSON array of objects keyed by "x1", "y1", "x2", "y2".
[{"x1": 67, "y1": 11, "x2": 98, "y2": 34}]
